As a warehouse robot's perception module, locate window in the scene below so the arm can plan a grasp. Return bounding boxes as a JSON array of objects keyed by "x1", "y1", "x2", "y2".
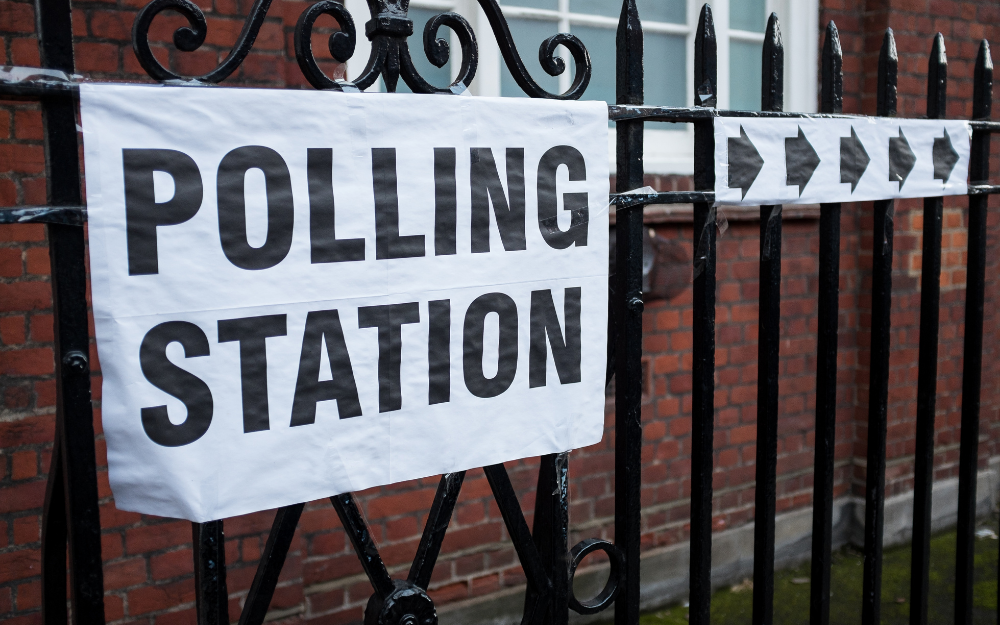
[{"x1": 346, "y1": 0, "x2": 818, "y2": 174}]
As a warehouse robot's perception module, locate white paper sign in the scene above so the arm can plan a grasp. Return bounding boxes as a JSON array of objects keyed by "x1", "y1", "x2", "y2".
[
  {"x1": 714, "y1": 117, "x2": 971, "y2": 206},
  {"x1": 81, "y1": 84, "x2": 609, "y2": 522}
]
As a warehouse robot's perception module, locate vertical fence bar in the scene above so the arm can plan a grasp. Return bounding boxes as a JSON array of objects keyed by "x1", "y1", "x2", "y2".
[
  {"x1": 41, "y1": 443, "x2": 67, "y2": 625},
  {"x1": 193, "y1": 521, "x2": 230, "y2": 625},
  {"x1": 861, "y1": 28, "x2": 897, "y2": 625},
  {"x1": 530, "y1": 453, "x2": 569, "y2": 625},
  {"x1": 909, "y1": 32, "x2": 947, "y2": 625},
  {"x1": 809, "y1": 21, "x2": 842, "y2": 625},
  {"x1": 954, "y1": 39, "x2": 992, "y2": 625},
  {"x1": 239, "y1": 504, "x2": 304, "y2": 625},
  {"x1": 752, "y1": 14, "x2": 783, "y2": 625},
  {"x1": 34, "y1": 0, "x2": 107, "y2": 622},
  {"x1": 689, "y1": 6, "x2": 717, "y2": 625},
  {"x1": 614, "y1": 0, "x2": 643, "y2": 623}
]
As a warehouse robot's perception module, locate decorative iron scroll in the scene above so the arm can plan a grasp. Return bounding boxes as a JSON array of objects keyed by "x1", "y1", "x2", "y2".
[{"x1": 132, "y1": 0, "x2": 592, "y2": 98}]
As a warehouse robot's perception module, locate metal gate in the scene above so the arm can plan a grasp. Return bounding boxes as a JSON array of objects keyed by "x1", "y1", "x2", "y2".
[{"x1": 1, "y1": 0, "x2": 997, "y2": 624}]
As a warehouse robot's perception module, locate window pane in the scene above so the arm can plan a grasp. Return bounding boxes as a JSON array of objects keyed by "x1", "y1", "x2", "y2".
[
  {"x1": 500, "y1": 18, "x2": 559, "y2": 97},
  {"x1": 569, "y1": 27, "x2": 685, "y2": 107},
  {"x1": 730, "y1": 0, "x2": 766, "y2": 32},
  {"x1": 501, "y1": 0, "x2": 557, "y2": 10},
  {"x1": 645, "y1": 32, "x2": 686, "y2": 107},
  {"x1": 395, "y1": 8, "x2": 452, "y2": 93},
  {"x1": 570, "y1": 0, "x2": 685, "y2": 23},
  {"x1": 570, "y1": 25, "x2": 615, "y2": 104},
  {"x1": 729, "y1": 39, "x2": 761, "y2": 110}
]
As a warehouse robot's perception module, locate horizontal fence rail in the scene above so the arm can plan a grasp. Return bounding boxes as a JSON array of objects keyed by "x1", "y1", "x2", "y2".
[{"x1": 0, "y1": 1, "x2": 996, "y2": 625}]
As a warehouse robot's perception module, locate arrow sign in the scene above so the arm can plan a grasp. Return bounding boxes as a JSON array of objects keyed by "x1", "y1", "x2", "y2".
[
  {"x1": 889, "y1": 128, "x2": 916, "y2": 189},
  {"x1": 785, "y1": 126, "x2": 821, "y2": 196},
  {"x1": 840, "y1": 126, "x2": 870, "y2": 192},
  {"x1": 933, "y1": 128, "x2": 959, "y2": 183},
  {"x1": 728, "y1": 126, "x2": 764, "y2": 199},
  {"x1": 714, "y1": 117, "x2": 971, "y2": 206}
]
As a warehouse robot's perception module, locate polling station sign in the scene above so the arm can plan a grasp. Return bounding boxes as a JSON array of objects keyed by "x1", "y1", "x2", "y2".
[
  {"x1": 714, "y1": 117, "x2": 972, "y2": 206},
  {"x1": 80, "y1": 84, "x2": 609, "y2": 522}
]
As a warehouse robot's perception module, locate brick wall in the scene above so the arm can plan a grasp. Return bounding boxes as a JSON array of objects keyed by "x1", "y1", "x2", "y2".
[{"x1": 2, "y1": 0, "x2": 1000, "y2": 623}]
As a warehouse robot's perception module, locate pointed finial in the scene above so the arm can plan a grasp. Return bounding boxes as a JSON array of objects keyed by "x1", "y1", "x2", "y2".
[
  {"x1": 616, "y1": 0, "x2": 642, "y2": 105},
  {"x1": 927, "y1": 33, "x2": 947, "y2": 120},
  {"x1": 877, "y1": 28, "x2": 898, "y2": 116},
  {"x1": 822, "y1": 21, "x2": 843, "y2": 114},
  {"x1": 761, "y1": 13, "x2": 783, "y2": 112},
  {"x1": 973, "y1": 40, "x2": 993, "y2": 119},
  {"x1": 694, "y1": 3, "x2": 717, "y2": 107}
]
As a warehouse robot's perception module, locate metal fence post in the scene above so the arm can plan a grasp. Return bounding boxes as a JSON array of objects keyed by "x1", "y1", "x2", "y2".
[
  {"x1": 753, "y1": 14, "x2": 783, "y2": 625},
  {"x1": 810, "y1": 20, "x2": 843, "y2": 625},
  {"x1": 689, "y1": 6, "x2": 717, "y2": 625},
  {"x1": 193, "y1": 521, "x2": 230, "y2": 625},
  {"x1": 955, "y1": 38, "x2": 993, "y2": 625},
  {"x1": 909, "y1": 31, "x2": 947, "y2": 625},
  {"x1": 614, "y1": 0, "x2": 644, "y2": 623},
  {"x1": 34, "y1": 0, "x2": 107, "y2": 622},
  {"x1": 861, "y1": 28, "x2": 898, "y2": 625}
]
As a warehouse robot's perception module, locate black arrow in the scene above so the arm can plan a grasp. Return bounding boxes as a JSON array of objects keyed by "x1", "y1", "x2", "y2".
[
  {"x1": 840, "y1": 126, "x2": 870, "y2": 192},
  {"x1": 728, "y1": 126, "x2": 764, "y2": 199},
  {"x1": 888, "y1": 127, "x2": 916, "y2": 189},
  {"x1": 785, "y1": 126, "x2": 821, "y2": 196},
  {"x1": 932, "y1": 128, "x2": 959, "y2": 183}
]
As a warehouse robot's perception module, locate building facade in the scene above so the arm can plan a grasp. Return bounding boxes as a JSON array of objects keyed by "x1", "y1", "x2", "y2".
[{"x1": 1, "y1": 0, "x2": 1000, "y2": 623}]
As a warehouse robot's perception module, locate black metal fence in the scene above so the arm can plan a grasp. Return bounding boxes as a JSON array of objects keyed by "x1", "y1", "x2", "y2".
[{"x1": 0, "y1": 0, "x2": 998, "y2": 624}]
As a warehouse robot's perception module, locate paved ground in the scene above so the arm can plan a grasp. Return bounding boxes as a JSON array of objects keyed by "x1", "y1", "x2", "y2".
[{"x1": 638, "y1": 518, "x2": 999, "y2": 624}]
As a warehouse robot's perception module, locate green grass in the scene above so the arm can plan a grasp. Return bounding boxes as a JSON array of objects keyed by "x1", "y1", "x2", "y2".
[{"x1": 639, "y1": 522, "x2": 999, "y2": 625}]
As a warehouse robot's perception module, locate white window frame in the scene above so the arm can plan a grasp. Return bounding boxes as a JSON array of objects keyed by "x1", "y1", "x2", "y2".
[{"x1": 344, "y1": 0, "x2": 818, "y2": 175}]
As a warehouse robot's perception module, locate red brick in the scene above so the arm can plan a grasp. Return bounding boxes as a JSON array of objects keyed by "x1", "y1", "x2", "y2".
[
  {"x1": 12, "y1": 514, "x2": 39, "y2": 544},
  {"x1": 28, "y1": 313, "x2": 53, "y2": 342},
  {"x1": 20, "y1": 177, "x2": 46, "y2": 205},
  {"x1": 0, "y1": 2, "x2": 35, "y2": 32},
  {"x1": 0, "y1": 144, "x2": 45, "y2": 174},
  {"x1": 0, "y1": 414, "x2": 55, "y2": 446},
  {"x1": 11, "y1": 450, "x2": 37, "y2": 480},
  {"x1": 0, "y1": 548, "x2": 40, "y2": 583},
  {"x1": 0, "y1": 247, "x2": 22, "y2": 277},
  {"x1": 151, "y1": 548, "x2": 194, "y2": 580},
  {"x1": 0, "y1": 347, "x2": 54, "y2": 375},
  {"x1": 126, "y1": 520, "x2": 192, "y2": 555},
  {"x1": 25, "y1": 247, "x2": 49, "y2": 275},
  {"x1": 126, "y1": 579, "x2": 196, "y2": 615},
  {"x1": 0, "y1": 585, "x2": 11, "y2": 613},
  {"x1": 34, "y1": 379, "x2": 57, "y2": 408},
  {"x1": 306, "y1": 587, "x2": 345, "y2": 614},
  {"x1": 89, "y1": 10, "x2": 133, "y2": 41},
  {"x1": 9, "y1": 36, "x2": 41, "y2": 66},
  {"x1": 104, "y1": 557, "x2": 147, "y2": 590},
  {"x1": 365, "y1": 487, "x2": 436, "y2": 518},
  {"x1": 0, "y1": 315, "x2": 26, "y2": 344},
  {"x1": 0, "y1": 281, "x2": 52, "y2": 312},
  {"x1": 15, "y1": 580, "x2": 41, "y2": 611},
  {"x1": 0, "y1": 224, "x2": 45, "y2": 243},
  {"x1": 428, "y1": 580, "x2": 467, "y2": 604},
  {"x1": 154, "y1": 607, "x2": 196, "y2": 625},
  {"x1": 75, "y1": 42, "x2": 120, "y2": 73},
  {"x1": 0, "y1": 479, "x2": 45, "y2": 513},
  {"x1": 0, "y1": 178, "x2": 16, "y2": 204},
  {"x1": 13, "y1": 109, "x2": 43, "y2": 141}
]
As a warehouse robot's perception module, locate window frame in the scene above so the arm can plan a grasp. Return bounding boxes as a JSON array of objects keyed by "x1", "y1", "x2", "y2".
[{"x1": 345, "y1": 0, "x2": 818, "y2": 175}]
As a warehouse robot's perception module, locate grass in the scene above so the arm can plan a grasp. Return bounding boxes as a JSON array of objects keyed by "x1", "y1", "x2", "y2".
[{"x1": 638, "y1": 521, "x2": 999, "y2": 625}]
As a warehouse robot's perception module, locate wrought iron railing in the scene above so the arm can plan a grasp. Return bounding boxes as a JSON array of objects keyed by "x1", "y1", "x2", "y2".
[{"x1": 1, "y1": 1, "x2": 998, "y2": 625}]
